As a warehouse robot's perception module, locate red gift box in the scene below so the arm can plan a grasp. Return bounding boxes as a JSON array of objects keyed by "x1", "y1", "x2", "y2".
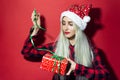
[{"x1": 40, "y1": 53, "x2": 69, "y2": 75}]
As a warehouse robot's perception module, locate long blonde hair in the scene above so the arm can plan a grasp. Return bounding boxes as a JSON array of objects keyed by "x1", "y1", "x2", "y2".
[{"x1": 55, "y1": 23, "x2": 93, "y2": 67}]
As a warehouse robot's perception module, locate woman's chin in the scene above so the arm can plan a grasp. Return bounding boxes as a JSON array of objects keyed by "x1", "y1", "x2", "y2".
[{"x1": 65, "y1": 35, "x2": 75, "y2": 40}]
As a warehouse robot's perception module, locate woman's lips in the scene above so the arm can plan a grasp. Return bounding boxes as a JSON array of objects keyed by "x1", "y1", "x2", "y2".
[{"x1": 64, "y1": 32, "x2": 70, "y2": 34}]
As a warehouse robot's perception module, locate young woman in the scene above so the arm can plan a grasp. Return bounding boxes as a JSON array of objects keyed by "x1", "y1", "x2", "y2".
[{"x1": 21, "y1": 4, "x2": 109, "y2": 80}]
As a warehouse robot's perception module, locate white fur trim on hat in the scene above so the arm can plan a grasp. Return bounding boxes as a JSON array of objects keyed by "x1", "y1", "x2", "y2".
[
  {"x1": 83, "y1": 16, "x2": 91, "y2": 23},
  {"x1": 60, "y1": 11, "x2": 90, "y2": 30}
]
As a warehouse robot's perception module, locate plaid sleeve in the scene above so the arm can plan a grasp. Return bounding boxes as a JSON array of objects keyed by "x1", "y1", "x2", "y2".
[
  {"x1": 74, "y1": 48, "x2": 109, "y2": 80},
  {"x1": 21, "y1": 35, "x2": 55, "y2": 58}
]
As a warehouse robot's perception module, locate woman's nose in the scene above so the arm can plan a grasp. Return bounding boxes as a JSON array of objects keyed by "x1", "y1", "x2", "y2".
[{"x1": 64, "y1": 24, "x2": 69, "y2": 30}]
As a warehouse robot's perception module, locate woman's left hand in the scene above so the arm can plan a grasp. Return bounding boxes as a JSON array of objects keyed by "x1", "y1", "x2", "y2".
[{"x1": 66, "y1": 58, "x2": 76, "y2": 75}]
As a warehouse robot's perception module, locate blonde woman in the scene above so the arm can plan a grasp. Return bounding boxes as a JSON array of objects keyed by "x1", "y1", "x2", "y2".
[{"x1": 21, "y1": 4, "x2": 109, "y2": 80}]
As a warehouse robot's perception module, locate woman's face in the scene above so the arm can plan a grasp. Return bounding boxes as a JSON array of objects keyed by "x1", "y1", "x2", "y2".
[{"x1": 62, "y1": 16, "x2": 76, "y2": 39}]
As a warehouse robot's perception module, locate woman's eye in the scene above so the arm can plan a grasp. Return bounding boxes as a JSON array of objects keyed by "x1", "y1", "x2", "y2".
[
  {"x1": 69, "y1": 22, "x2": 73, "y2": 26},
  {"x1": 62, "y1": 21, "x2": 66, "y2": 25},
  {"x1": 69, "y1": 23, "x2": 73, "y2": 26}
]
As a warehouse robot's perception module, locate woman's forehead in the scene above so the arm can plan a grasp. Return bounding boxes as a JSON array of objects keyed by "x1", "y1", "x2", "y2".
[{"x1": 62, "y1": 16, "x2": 73, "y2": 22}]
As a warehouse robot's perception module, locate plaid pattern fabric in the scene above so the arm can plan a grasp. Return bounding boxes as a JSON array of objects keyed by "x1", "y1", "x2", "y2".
[
  {"x1": 21, "y1": 35, "x2": 55, "y2": 58},
  {"x1": 74, "y1": 48, "x2": 109, "y2": 80},
  {"x1": 21, "y1": 35, "x2": 109, "y2": 80}
]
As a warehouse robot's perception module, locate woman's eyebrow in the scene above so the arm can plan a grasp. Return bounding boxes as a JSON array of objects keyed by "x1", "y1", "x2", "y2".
[{"x1": 68, "y1": 21, "x2": 73, "y2": 23}]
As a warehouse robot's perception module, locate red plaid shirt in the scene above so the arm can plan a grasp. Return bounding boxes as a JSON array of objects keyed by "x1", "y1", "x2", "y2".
[{"x1": 21, "y1": 35, "x2": 109, "y2": 80}]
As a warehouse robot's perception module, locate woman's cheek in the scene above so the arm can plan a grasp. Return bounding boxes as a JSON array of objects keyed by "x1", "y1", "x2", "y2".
[{"x1": 69, "y1": 26, "x2": 74, "y2": 30}]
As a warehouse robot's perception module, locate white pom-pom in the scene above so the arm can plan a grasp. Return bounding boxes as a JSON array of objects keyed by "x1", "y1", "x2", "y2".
[{"x1": 83, "y1": 16, "x2": 91, "y2": 23}]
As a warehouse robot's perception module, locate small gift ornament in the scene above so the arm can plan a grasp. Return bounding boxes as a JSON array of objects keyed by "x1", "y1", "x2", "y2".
[{"x1": 40, "y1": 53, "x2": 70, "y2": 75}]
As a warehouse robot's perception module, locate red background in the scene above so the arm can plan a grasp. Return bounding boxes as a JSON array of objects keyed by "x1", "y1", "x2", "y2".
[{"x1": 0, "y1": 0, "x2": 120, "y2": 80}]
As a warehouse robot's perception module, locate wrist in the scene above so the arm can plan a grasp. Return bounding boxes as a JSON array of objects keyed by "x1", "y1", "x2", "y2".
[{"x1": 30, "y1": 27, "x2": 39, "y2": 36}]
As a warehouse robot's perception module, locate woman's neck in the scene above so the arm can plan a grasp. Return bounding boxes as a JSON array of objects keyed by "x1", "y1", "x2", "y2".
[
  {"x1": 69, "y1": 38, "x2": 75, "y2": 46},
  {"x1": 68, "y1": 35, "x2": 75, "y2": 46}
]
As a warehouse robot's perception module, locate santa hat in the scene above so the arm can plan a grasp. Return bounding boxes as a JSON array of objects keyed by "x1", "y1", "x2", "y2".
[{"x1": 60, "y1": 4, "x2": 92, "y2": 30}]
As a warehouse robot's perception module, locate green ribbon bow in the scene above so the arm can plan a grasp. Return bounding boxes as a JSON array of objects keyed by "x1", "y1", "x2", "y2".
[{"x1": 51, "y1": 54, "x2": 64, "y2": 61}]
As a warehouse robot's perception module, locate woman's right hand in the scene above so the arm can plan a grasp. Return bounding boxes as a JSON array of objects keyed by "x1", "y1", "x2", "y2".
[{"x1": 31, "y1": 9, "x2": 41, "y2": 36}]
